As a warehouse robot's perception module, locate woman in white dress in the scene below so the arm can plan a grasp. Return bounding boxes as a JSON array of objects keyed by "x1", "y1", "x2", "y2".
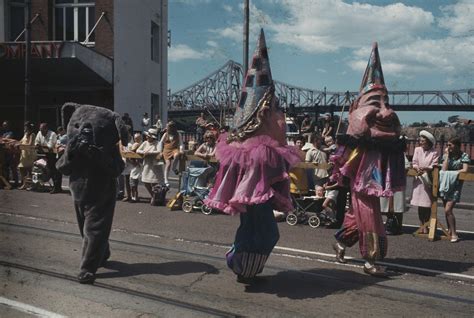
[{"x1": 136, "y1": 128, "x2": 164, "y2": 202}]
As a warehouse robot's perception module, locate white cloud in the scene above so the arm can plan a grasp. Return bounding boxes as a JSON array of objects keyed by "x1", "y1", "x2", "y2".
[
  {"x1": 207, "y1": 0, "x2": 473, "y2": 82},
  {"x1": 210, "y1": 2, "x2": 274, "y2": 43},
  {"x1": 206, "y1": 40, "x2": 218, "y2": 48},
  {"x1": 222, "y1": 4, "x2": 233, "y2": 13},
  {"x1": 210, "y1": 26, "x2": 241, "y2": 41},
  {"x1": 172, "y1": 0, "x2": 212, "y2": 5},
  {"x1": 348, "y1": 36, "x2": 474, "y2": 78},
  {"x1": 438, "y1": 0, "x2": 474, "y2": 36},
  {"x1": 169, "y1": 44, "x2": 206, "y2": 62},
  {"x1": 269, "y1": 0, "x2": 434, "y2": 53}
]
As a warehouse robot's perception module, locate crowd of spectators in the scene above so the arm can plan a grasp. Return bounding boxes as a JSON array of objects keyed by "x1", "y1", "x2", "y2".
[{"x1": 0, "y1": 111, "x2": 470, "y2": 242}]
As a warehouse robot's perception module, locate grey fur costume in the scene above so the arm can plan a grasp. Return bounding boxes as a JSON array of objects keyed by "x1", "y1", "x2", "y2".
[{"x1": 56, "y1": 103, "x2": 127, "y2": 275}]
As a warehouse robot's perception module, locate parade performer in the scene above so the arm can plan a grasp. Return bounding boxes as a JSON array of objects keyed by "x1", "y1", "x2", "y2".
[
  {"x1": 204, "y1": 29, "x2": 300, "y2": 283},
  {"x1": 332, "y1": 43, "x2": 406, "y2": 276},
  {"x1": 56, "y1": 103, "x2": 128, "y2": 284}
]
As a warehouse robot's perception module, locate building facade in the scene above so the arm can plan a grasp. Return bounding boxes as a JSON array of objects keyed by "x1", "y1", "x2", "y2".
[{"x1": 0, "y1": 0, "x2": 168, "y2": 134}]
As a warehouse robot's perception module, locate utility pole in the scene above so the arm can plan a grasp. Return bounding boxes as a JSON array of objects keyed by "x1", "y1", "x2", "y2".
[
  {"x1": 243, "y1": 0, "x2": 249, "y2": 74},
  {"x1": 24, "y1": 0, "x2": 32, "y2": 123}
]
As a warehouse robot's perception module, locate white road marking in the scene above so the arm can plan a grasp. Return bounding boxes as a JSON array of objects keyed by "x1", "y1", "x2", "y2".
[
  {"x1": 170, "y1": 235, "x2": 474, "y2": 281},
  {"x1": 273, "y1": 245, "x2": 474, "y2": 281},
  {"x1": 0, "y1": 296, "x2": 66, "y2": 318},
  {"x1": 2, "y1": 211, "x2": 473, "y2": 281}
]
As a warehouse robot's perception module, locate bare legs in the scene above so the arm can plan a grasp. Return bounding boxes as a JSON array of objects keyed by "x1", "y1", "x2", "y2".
[
  {"x1": 164, "y1": 152, "x2": 180, "y2": 186},
  {"x1": 131, "y1": 185, "x2": 138, "y2": 202},
  {"x1": 443, "y1": 200, "x2": 458, "y2": 241},
  {"x1": 18, "y1": 167, "x2": 31, "y2": 190},
  {"x1": 418, "y1": 207, "x2": 431, "y2": 234},
  {"x1": 144, "y1": 182, "x2": 156, "y2": 201}
]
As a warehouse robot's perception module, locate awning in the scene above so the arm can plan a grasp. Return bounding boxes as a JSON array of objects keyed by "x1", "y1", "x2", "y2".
[{"x1": 0, "y1": 41, "x2": 113, "y2": 93}]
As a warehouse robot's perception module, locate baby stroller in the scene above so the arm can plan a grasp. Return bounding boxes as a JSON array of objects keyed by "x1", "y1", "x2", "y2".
[
  {"x1": 286, "y1": 195, "x2": 334, "y2": 228},
  {"x1": 180, "y1": 165, "x2": 215, "y2": 215},
  {"x1": 286, "y1": 168, "x2": 334, "y2": 228},
  {"x1": 31, "y1": 158, "x2": 51, "y2": 191}
]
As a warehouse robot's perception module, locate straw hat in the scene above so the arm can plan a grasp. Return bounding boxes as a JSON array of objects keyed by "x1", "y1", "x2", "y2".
[{"x1": 419, "y1": 130, "x2": 435, "y2": 146}]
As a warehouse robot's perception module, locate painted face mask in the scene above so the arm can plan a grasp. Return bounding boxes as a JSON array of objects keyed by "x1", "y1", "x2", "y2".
[{"x1": 346, "y1": 43, "x2": 401, "y2": 139}]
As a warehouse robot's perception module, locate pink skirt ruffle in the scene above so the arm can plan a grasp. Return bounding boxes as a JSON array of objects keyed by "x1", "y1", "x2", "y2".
[{"x1": 204, "y1": 134, "x2": 301, "y2": 215}]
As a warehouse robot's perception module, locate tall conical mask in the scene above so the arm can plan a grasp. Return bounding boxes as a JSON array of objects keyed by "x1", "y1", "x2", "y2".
[
  {"x1": 347, "y1": 42, "x2": 401, "y2": 139},
  {"x1": 359, "y1": 42, "x2": 386, "y2": 95},
  {"x1": 233, "y1": 29, "x2": 274, "y2": 130}
]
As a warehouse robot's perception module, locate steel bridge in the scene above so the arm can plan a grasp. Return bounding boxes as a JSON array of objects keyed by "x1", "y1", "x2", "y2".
[{"x1": 168, "y1": 60, "x2": 474, "y2": 116}]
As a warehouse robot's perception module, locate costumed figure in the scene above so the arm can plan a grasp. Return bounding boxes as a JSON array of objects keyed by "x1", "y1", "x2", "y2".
[
  {"x1": 204, "y1": 29, "x2": 300, "y2": 283},
  {"x1": 56, "y1": 103, "x2": 128, "y2": 284},
  {"x1": 332, "y1": 43, "x2": 406, "y2": 276}
]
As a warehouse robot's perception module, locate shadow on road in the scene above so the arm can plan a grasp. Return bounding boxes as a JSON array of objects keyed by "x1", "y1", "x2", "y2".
[
  {"x1": 242, "y1": 268, "x2": 382, "y2": 299},
  {"x1": 384, "y1": 258, "x2": 474, "y2": 275},
  {"x1": 96, "y1": 260, "x2": 219, "y2": 279}
]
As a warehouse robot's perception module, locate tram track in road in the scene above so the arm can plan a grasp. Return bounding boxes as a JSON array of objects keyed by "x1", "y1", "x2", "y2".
[
  {"x1": 0, "y1": 260, "x2": 239, "y2": 317},
  {"x1": 2, "y1": 211, "x2": 474, "y2": 282},
  {"x1": 2, "y1": 220, "x2": 474, "y2": 307}
]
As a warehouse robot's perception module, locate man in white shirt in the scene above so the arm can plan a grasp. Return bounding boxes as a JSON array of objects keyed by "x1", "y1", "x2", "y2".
[
  {"x1": 35, "y1": 123, "x2": 61, "y2": 193},
  {"x1": 141, "y1": 112, "x2": 150, "y2": 131},
  {"x1": 305, "y1": 133, "x2": 329, "y2": 186}
]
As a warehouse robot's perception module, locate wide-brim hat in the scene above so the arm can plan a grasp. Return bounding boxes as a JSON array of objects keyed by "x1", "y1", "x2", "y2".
[
  {"x1": 419, "y1": 130, "x2": 435, "y2": 146},
  {"x1": 145, "y1": 128, "x2": 159, "y2": 139},
  {"x1": 232, "y1": 28, "x2": 274, "y2": 130}
]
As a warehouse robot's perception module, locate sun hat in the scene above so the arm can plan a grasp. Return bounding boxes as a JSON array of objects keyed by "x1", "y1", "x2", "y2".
[
  {"x1": 145, "y1": 128, "x2": 159, "y2": 139},
  {"x1": 419, "y1": 130, "x2": 435, "y2": 147}
]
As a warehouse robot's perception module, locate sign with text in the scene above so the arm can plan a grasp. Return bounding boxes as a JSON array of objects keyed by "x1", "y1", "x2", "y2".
[{"x1": 0, "y1": 42, "x2": 64, "y2": 59}]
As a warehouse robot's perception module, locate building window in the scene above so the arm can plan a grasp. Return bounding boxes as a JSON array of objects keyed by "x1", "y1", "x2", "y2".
[
  {"x1": 54, "y1": 0, "x2": 95, "y2": 44},
  {"x1": 151, "y1": 21, "x2": 159, "y2": 62},
  {"x1": 151, "y1": 93, "x2": 160, "y2": 121},
  {"x1": 8, "y1": 0, "x2": 26, "y2": 41}
]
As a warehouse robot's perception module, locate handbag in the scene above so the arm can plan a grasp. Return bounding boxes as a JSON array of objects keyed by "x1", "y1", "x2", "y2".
[{"x1": 417, "y1": 171, "x2": 432, "y2": 188}]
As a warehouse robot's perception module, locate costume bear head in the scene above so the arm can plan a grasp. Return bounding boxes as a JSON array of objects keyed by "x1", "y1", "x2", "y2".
[{"x1": 61, "y1": 103, "x2": 129, "y2": 151}]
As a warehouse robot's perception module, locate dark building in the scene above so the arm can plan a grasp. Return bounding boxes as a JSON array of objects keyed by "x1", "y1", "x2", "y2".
[{"x1": 1, "y1": 0, "x2": 168, "y2": 135}]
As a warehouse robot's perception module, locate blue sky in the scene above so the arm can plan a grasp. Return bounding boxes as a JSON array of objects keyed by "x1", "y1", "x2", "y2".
[{"x1": 168, "y1": 0, "x2": 474, "y2": 124}]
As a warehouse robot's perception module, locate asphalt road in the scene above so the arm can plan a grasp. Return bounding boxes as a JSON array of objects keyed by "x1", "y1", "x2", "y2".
[{"x1": 0, "y1": 180, "x2": 473, "y2": 317}]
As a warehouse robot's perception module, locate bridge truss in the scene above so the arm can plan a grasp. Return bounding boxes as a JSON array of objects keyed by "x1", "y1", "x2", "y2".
[{"x1": 168, "y1": 60, "x2": 474, "y2": 114}]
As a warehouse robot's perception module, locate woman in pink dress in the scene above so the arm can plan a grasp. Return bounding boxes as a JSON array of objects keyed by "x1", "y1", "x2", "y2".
[{"x1": 410, "y1": 130, "x2": 439, "y2": 233}]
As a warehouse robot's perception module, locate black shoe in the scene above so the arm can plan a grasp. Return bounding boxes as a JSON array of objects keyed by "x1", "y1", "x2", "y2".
[
  {"x1": 77, "y1": 271, "x2": 95, "y2": 284},
  {"x1": 236, "y1": 275, "x2": 254, "y2": 284},
  {"x1": 49, "y1": 188, "x2": 61, "y2": 194}
]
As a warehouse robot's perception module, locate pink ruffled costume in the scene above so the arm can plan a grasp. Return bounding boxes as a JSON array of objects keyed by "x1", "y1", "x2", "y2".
[
  {"x1": 205, "y1": 134, "x2": 301, "y2": 214},
  {"x1": 204, "y1": 134, "x2": 300, "y2": 278}
]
